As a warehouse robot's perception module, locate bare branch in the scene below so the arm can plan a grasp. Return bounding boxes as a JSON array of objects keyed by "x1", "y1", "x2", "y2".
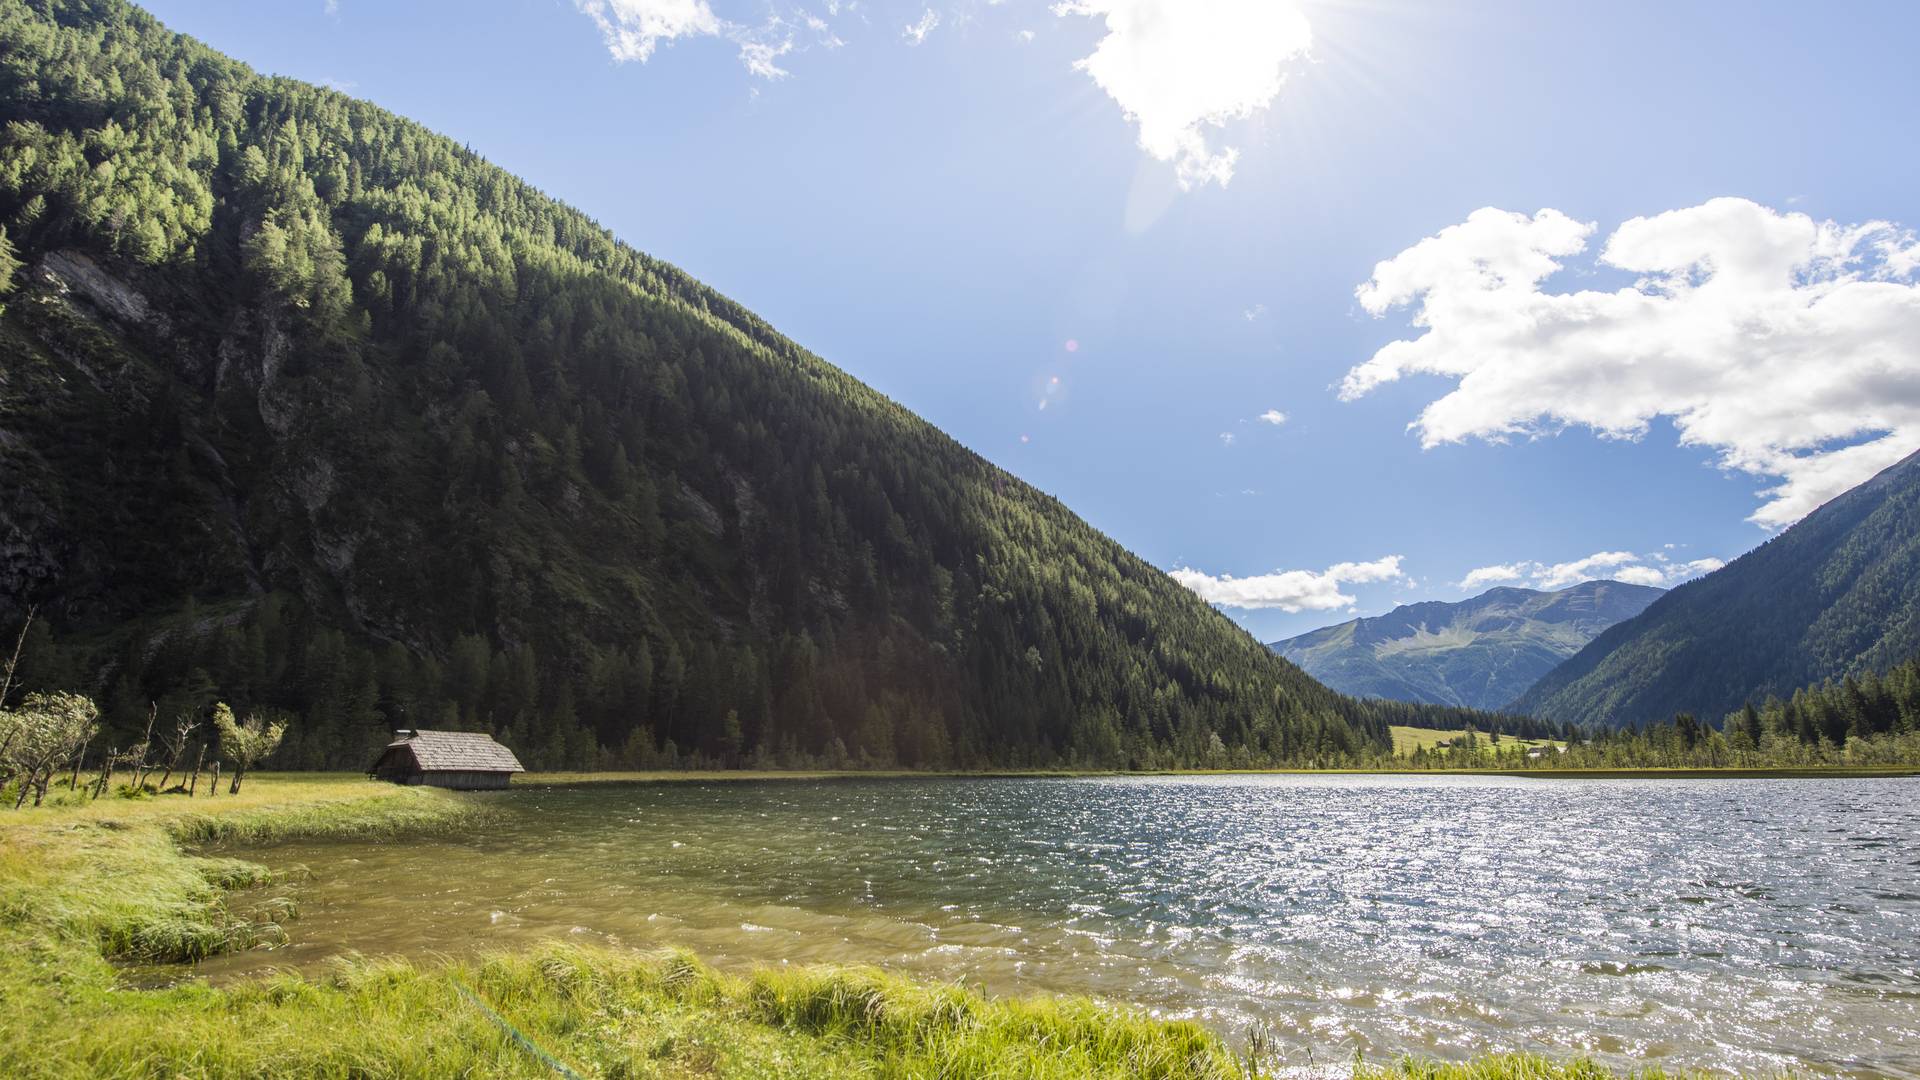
[{"x1": 0, "y1": 605, "x2": 36, "y2": 711}]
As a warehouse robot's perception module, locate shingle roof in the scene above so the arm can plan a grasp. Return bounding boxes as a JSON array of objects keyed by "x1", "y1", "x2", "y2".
[{"x1": 386, "y1": 730, "x2": 526, "y2": 773}]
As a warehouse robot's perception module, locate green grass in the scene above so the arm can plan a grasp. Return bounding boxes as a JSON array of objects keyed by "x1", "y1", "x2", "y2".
[
  {"x1": 0, "y1": 777, "x2": 1699, "y2": 1078},
  {"x1": 1391, "y1": 725, "x2": 1562, "y2": 757}
]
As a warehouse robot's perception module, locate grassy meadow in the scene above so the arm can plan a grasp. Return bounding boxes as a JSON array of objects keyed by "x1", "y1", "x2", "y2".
[
  {"x1": 1389, "y1": 725, "x2": 1562, "y2": 758},
  {"x1": 0, "y1": 775, "x2": 1699, "y2": 1078}
]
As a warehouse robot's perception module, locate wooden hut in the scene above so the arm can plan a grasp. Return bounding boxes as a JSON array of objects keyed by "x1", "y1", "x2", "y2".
[{"x1": 368, "y1": 730, "x2": 526, "y2": 790}]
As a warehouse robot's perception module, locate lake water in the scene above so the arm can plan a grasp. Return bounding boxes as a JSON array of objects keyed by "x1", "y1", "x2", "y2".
[{"x1": 200, "y1": 775, "x2": 1920, "y2": 1077}]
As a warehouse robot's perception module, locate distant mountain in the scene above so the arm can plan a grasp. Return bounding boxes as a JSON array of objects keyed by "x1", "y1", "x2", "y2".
[
  {"x1": 1269, "y1": 581, "x2": 1664, "y2": 710},
  {"x1": 1514, "y1": 449, "x2": 1920, "y2": 727}
]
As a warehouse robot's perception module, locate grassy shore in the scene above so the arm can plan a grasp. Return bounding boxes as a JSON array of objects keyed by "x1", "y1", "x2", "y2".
[
  {"x1": 518, "y1": 765, "x2": 1920, "y2": 786},
  {"x1": 1, "y1": 778, "x2": 1694, "y2": 1078}
]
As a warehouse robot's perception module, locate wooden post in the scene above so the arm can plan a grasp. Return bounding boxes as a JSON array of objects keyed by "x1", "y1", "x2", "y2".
[{"x1": 187, "y1": 745, "x2": 204, "y2": 797}]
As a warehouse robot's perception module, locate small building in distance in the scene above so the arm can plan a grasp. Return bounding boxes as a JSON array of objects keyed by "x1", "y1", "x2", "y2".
[{"x1": 369, "y1": 729, "x2": 526, "y2": 790}]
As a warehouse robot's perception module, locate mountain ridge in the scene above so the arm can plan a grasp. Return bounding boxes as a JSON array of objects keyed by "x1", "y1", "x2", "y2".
[
  {"x1": 1269, "y1": 580, "x2": 1664, "y2": 710},
  {"x1": 1513, "y1": 448, "x2": 1920, "y2": 726}
]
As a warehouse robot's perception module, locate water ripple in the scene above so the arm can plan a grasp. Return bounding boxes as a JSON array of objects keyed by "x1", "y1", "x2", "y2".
[{"x1": 203, "y1": 774, "x2": 1920, "y2": 1078}]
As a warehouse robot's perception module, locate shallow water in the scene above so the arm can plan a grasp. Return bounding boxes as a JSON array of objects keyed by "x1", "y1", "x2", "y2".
[{"x1": 199, "y1": 775, "x2": 1920, "y2": 1077}]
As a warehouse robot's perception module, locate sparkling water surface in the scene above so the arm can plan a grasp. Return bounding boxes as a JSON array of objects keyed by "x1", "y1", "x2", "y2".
[{"x1": 199, "y1": 775, "x2": 1920, "y2": 1077}]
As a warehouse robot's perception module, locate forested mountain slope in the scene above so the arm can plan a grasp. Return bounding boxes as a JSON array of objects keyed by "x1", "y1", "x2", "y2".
[
  {"x1": 1514, "y1": 450, "x2": 1920, "y2": 728},
  {"x1": 1271, "y1": 581, "x2": 1663, "y2": 710},
  {"x1": 0, "y1": 0, "x2": 1449, "y2": 770}
]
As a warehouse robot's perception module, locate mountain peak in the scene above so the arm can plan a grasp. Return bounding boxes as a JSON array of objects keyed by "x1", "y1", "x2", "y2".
[{"x1": 1269, "y1": 581, "x2": 1662, "y2": 710}]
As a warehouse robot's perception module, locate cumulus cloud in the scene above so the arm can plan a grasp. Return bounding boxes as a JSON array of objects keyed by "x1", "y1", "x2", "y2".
[
  {"x1": 575, "y1": 0, "x2": 799, "y2": 78},
  {"x1": 1344, "y1": 198, "x2": 1920, "y2": 528},
  {"x1": 1456, "y1": 563, "x2": 1526, "y2": 591},
  {"x1": 1669, "y1": 556, "x2": 1727, "y2": 579},
  {"x1": 1054, "y1": 0, "x2": 1312, "y2": 189},
  {"x1": 1256, "y1": 409, "x2": 1287, "y2": 425},
  {"x1": 1457, "y1": 551, "x2": 1724, "y2": 592},
  {"x1": 1530, "y1": 551, "x2": 1644, "y2": 590},
  {"x1": 1171, "y1": 556, "x2": 1406, "y2": 612}
]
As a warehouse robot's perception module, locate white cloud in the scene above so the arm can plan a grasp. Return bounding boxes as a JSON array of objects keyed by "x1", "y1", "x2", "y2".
[
  {"x1": 1530, "y1": 551, "x2": 1641, "y2": 590},
  {"x1": 1256, "y1": 409, "x2": 1287, "y2": 425},
  {"x1": 1017, "y1": 28, "x2": 1037, "y2": 43},
  {"x1": 1457, "y1": 551, "x2": 1724, "y2": 592},
  {"x1": 1344, "y1": 198, "x2": 1920, "y2": 528},
  {"x1": 1667, "y1": 556, "x2": 1726, "y2": 580},
  {"x1": 1457, "y1": 563, "x2": 1526, "y2": 591},
  {"x1": 1171, "y1": 556, "x2": 1407, "y2": 612},
  {"x1": 904, "y1": 8, "x2": 940, "y2": 45},
  {"x1": 1218, "y1": 431, "x2": 1235, "y2": 446},
  {"x1": 1054, "y1": 0, "x2": 1312, "y2": 189},
  {"x1": 1611, "y1": 565, "x2": 1668, "y2": 588},
  {"x1": 738, "y1": 37, "x2": 794, "y2": 78},
  {"x1": 323, "y1": 0, "x2": 339, "y2": 16},
  {"x1": 1243, "y1": 303, "x2": 1267, "y2": 321},
  {"x1": 575, "y1": 0, "x2": 802, "y2": 79},
  {"x1": 793, "y1": 11, "x2": 845, "y2": 48},
  {"x1": 576, "y1": 0, "x2": 722, "y2": 63}
]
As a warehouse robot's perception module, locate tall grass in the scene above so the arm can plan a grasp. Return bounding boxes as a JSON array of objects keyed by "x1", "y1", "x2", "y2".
[{"x1": 0, "y1": 778, "x2": 473, "y2": 963}]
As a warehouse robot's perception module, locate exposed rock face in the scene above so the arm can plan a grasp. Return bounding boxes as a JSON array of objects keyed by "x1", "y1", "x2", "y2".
[
  {"x1": 678, "y1": 480, "x2": 725, "y2": 537},
  {"x1": 38, "y1": 250, "x2": 154, "y2": 325},
  {"x1": 0, "y1": 495, "x2": 65, "y2": 607}
]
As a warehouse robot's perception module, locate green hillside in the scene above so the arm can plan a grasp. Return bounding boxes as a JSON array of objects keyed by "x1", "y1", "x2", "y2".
[
  {"x1": 1514, "y1": 449, "x2": 1920, "y2": 727},
  {"x1": 0, "y1": 0, "x2": 1477, "y2": 771},
  {"x1": 1271, "y1": 580, "x2": 1663, "y2": 710}
]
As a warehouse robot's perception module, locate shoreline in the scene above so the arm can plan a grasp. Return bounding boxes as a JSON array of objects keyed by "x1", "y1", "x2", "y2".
[
  {"x1": 0, "y1": 777, "x2": 1817, "y2": 1077},
  {"x1": 509, "y1": 764, "x2": 1920, "y2": 786}
]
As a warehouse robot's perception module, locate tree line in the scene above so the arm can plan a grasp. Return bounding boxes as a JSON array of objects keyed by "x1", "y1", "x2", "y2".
[
  {"x1": 1406, "y1": 651, "x2": 1920, "y2": 770},
  {"x1": 0, "y1": 613, "x2": 283, "y2": 804}
]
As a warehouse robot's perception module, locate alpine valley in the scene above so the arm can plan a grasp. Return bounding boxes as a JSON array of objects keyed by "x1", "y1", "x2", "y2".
[
  {"x1": 1269, "y1": 580, "x2": 1664, "y2": 711},
  {"x1": 6, "y1": 3, "x2": 1920, "y2": 1080}
]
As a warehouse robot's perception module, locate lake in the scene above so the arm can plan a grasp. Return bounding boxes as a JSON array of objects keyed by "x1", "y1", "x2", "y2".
[{"x1": 200, "y1": 774, "x2": 1920, "y2": 1077}]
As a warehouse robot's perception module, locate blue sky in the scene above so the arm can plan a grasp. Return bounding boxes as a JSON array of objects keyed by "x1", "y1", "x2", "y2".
[{"x1": 144, "y1": 0, "x2": 1920, "y2": 641}]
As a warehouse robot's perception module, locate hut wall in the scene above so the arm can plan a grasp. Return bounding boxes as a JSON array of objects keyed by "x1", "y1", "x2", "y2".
[{"x1": 420, "y1": 770, "x2": 513, "y2": 790}]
